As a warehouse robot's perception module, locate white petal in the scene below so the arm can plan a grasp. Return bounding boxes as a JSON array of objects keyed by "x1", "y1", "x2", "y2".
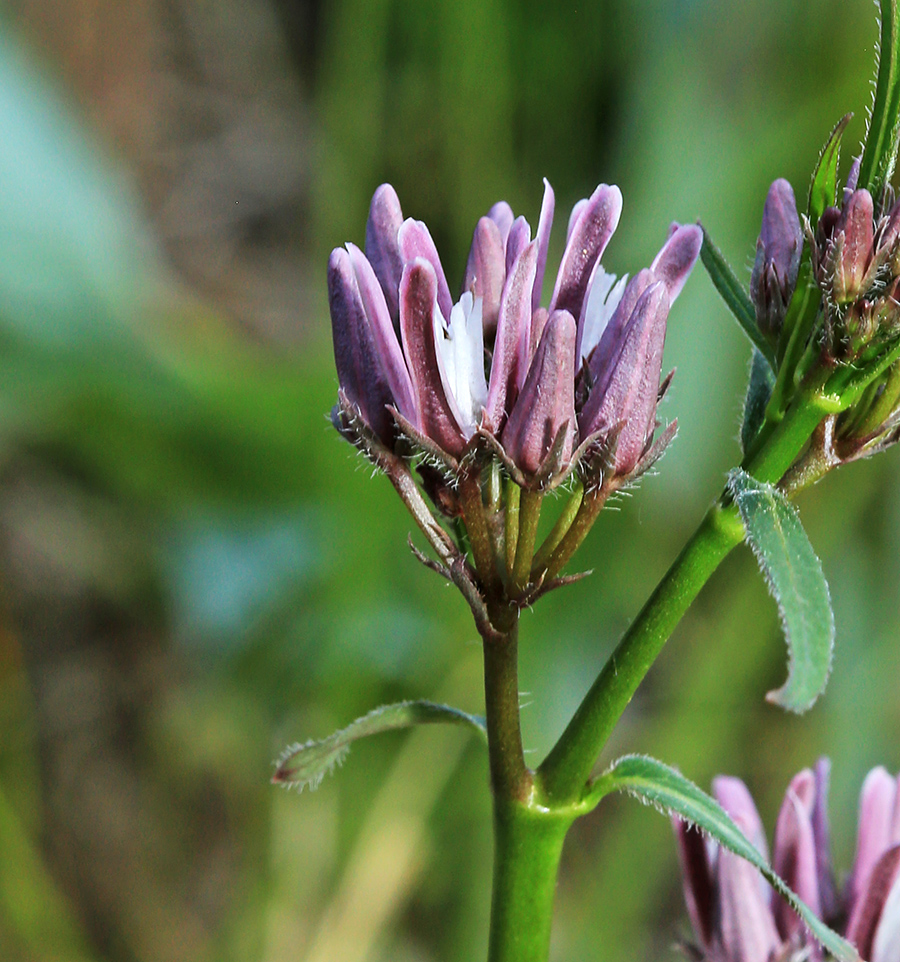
[
  {"x1": 873, "y1": 871, "x2": 900, "y2": 962},
  {"x1": 580, "y1": 269, "x2": 628, "y2": 363},
  {"x1": 435, "y1": 292, "x2": 488, "y2": 437}
]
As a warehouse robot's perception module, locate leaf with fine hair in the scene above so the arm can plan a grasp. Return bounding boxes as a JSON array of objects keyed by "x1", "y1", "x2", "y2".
[
  {"x1": 699, "y1": 227, "x2": 775, "y2": 367},
  {"x1": 808, "y1": 113, "x2": 851, "y2": 225},
  {"x1": 589, "y1": 756, "x2": 861, "y2": 962},
  {"x1": 728, "y1": 469, "x2": 834, "y2": 712},
  {"x1": 273, "y1": 700, "x2": 487, "y2": 789},
  {"x1": 858, "y1": 0, "x2": 900, "y2": 203}
]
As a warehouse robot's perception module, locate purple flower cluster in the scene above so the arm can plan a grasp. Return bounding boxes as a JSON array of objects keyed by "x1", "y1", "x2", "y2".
[
  {"x1": 674, "y1": 761, "x2": 900, "y2": 962},
  {"x1": 329, "y1": 180, "x2": 701, "y2": 486}
]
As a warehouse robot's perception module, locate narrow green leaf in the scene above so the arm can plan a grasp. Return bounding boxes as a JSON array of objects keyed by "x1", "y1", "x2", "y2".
[
  {"x1": 273, "y1": 700, "x2": 487, "y2": 788},
  {"x1": 808, "y1": 114, "x2": 851, "y2": 225},
  {"x1": 592, "y1": 755, "x2": 861, "y2": 962},
  {"x1": 699, "y1": 227, "x2": 776, "y2": 367},
  {"x1": 728, "y1": 469, "x2": 834, "y2": 712},
  {"x1": 858, "y1": 0, "x2": 900, "y2": 202},
  {"x1": 741, "y1": 349, "x2": 776, "y2": 454}
]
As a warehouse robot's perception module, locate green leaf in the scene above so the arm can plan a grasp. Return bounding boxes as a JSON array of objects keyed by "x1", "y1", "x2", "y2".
[
  {"x1": 590, "y1": 755, "x2": 861, "y2": 962},
  {"x1": 728, "y1": 469, "x2": 834, "y2": 712},
  {"x1": 741, "y1": 349, "x2": 776, "y2": 454},
  {"x1": 700, "y1": 227, "x2": 776, "y2": 368},
  {"x1": 858, "y1": 0, "x2": 900, "y2": 202},
  {"x1": 808, "y1": 114, "x2": 851, "y2": 225},
  {"x1": 273, "y1": 700, "x2": 487, "y2": 788}
]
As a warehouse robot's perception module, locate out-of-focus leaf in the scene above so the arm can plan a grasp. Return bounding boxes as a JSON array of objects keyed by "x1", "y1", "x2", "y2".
[
  {"x1": 699, "y1": 227, "x2": 774, "y2": 366},
  {"x1": 590, "y1": 755, "x2": 861, "y2": 962},
  {"x1": 808, "y1": 114, "x2": 851, "y2": 225},
  {"x1": 728, "y1": 469, "x2": 834, "y2": 712},
  {"x1": 273, "y1": 701, "x2": 486, "y2": 789},
  {"x1": 741, "y1": 349, "x2": 776, "y2": 454}
]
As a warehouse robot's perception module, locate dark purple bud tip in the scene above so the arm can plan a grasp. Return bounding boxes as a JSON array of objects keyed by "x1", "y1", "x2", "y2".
[
  {"x1": 650, "y1": 223, "x2": 703, "y2": 303},
  {"x1": 751, "y1": 179, "x2": 802, "y2": 335},
  {"x1": 328, "y1": 247, "x2": 396, "y2": 443},
  {"x1": 501, "y1": 310, "x2": 576, "y2": 475},
  {"x1": 365, "y1": 184, "x2": 405, "y2": 323}
]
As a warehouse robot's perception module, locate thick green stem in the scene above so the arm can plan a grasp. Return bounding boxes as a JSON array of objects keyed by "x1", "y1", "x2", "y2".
[
  {"x1": 487, "y1": 800, "x2": 572, "y2": 962},
  {"x1": 538, "y1": 388, "x2": 838, "y2": 803},
  {"x1": 483, "y1": 618, "x2": 531, "y2": 802},
  {"x1": 538, "y1": 501, "x2": 745, "y2": 802}
]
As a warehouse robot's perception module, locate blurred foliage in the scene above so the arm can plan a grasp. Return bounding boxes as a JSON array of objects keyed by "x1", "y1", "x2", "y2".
[{"x1": 0, "y1": 1, "x2": 897, "y2": 961}]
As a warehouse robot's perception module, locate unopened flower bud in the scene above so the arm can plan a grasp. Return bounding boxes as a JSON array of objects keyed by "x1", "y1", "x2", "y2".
[
  {"x1": 750, "y1": 179, "x2": 802, "y2": 337},
  {"x1": 501, "y1": 310, "x2": 576, "y2": 475},
  {"x1": 829, "y1": 188, "x2": 876, "y2": 304},
  {"x1": 365, "y1": 184, "x2": 405, "y2": 325}
]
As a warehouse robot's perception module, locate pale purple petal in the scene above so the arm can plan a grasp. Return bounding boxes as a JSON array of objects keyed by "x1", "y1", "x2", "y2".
[
  {"x1": 365, "y1": 184, "x2": 405, "y2": 323},
  {"x1": 399, "y1": 259, "x2": 467, "y2": 457},
  {"x1": 848, "y1": 768, "x2": 898, "y2": 916},
  {"x1": 586, "y1": 268, "x2": 657, "y2": 383},
  {"x1": 771, "y1": 773, "x2": 821, "y2": 941},
  {"x1": 346, "y1": 243, "x2": 415, "y2": 422},
  {"x1": 485, "y1": 241, "x2": 538, "y2": 430},
  {"x1": 533, "y1": 178, "x2": 556, "y2": 312},
  {"x1": 650, "y1": 223, "x2": 703, "y2": 303},
  {"x1": 488, "y1": 201, "x2": 514, "y2": 246},
  {"x1": 813, "y1": 758, "x2": 839, "y2": 922},
  {"x1": 506, "y1": 216, "x2": 532, "y2": 278},
  {"x1": 715, "y1": 848, "x2": 782, "y2": 962},
  {"x1": 463, "y1": 216, "x2": 506, "y2": 337},
  {"x1": 501, "y1": 310, "x2": 576, "y2": 474},
  {"x1": 550, "y1": 183, "x2": 623, "y2": 321},
  {"x1": 566, "y1": 198, "x2": 588, "y2": 244},
  {"x1": 399, "y1": 218, "x2": 455, "y2": 321}
]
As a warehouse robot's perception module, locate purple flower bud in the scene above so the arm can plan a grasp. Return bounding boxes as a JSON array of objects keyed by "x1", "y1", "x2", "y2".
[
  {"x1": 328, "y1": 247, "x2": 399, "y2": 443},
  {"x1": 399, "y1": 218, "x2": 455, "y2": 321},
  {"x1": 488, "y1": 200, "x2": 515, "y2": 244},
  {"x1": 505, "y1": 215, "x2": 532, "y2": 278},
  {"x1": 578, "y1": 280, "x2": 670, "y2": 476},
  {"x1": 399, "y1": 259, "x2": 468, "y2": 457},
  {"x1": 771, "y1": 770, "x2": 821, "y2": 941},
  {"x1": 549, "y1": 183, "x2": 623, "y2": 322},
  {"x1": 485, "y1": 241, "x2": 538, "y2": 431},
  {"x1": 501, "y1": 310, "x2": 576, "y2": 475},
  {"x1": 673, "y1": 762, "x2": 900, "y2": 962},
  {"x1": 463, "y1": 216, "x2": 506, "y2": 337},
  {"x1": 750, "y1": 179, "x2": 803, "y2": 336},
  {"x1": 365, "y1": 184, "x2": 405, "y2": 325},
  {"x1": 831, "y1": 189, "x2": 876, "y2": 304},
  {"x1": 651, "y1": 223, "x2": 704, "y2": 303}
]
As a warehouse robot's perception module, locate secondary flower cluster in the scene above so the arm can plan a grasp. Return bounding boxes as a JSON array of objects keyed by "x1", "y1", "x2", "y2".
[
  {"x1": 674, "y1": 760, "x2": 900, "y2": 962},
  {"x1": 329, "y1": 181, "x2": 701, "y2": 489}
]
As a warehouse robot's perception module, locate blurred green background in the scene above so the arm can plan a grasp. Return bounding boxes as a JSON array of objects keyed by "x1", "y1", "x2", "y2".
[{"x1": 0, "y1": 0, "x2": 897, "y2": 960}]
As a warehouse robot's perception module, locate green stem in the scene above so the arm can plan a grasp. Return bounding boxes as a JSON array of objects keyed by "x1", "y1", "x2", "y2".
[
  {"x1": 459, "y1": 469, "x2": 500, "y2": 594},
  {"x1": 538, "y1": 388, "x2": 838, "y2": 803},
  {"x1": 483, "y1": 618, "x2": 531, "y2": 801},
  {"x1": 487, "y1": 800, "x2": 573, "y2": 962},
  {"x1": 542, "y1": 482, "x2": 611, "y2": 581},
  {"x1": 504, "y1": 480, "x2": 521, "y2": 580},
  {"x1": 538, "y1": 501, "x2": 745, "y2": 803}
]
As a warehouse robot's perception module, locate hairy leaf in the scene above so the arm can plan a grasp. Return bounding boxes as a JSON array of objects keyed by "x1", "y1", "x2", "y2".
[
  {"x1": 591, "y1": 755, "x2": 861, "y2": 962},
  {"x1": 728, "y1": 469, "x2": 834, "y2": 712},
  {"x1": 273, "y1": 700, "x2": 487, "y2": 789},
  {"x1": 699, "y1": 227, "x2": 775, "y2": 367},
  {"x1": 808, "y1": 114, "x2": 851, "y2": 225}
]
